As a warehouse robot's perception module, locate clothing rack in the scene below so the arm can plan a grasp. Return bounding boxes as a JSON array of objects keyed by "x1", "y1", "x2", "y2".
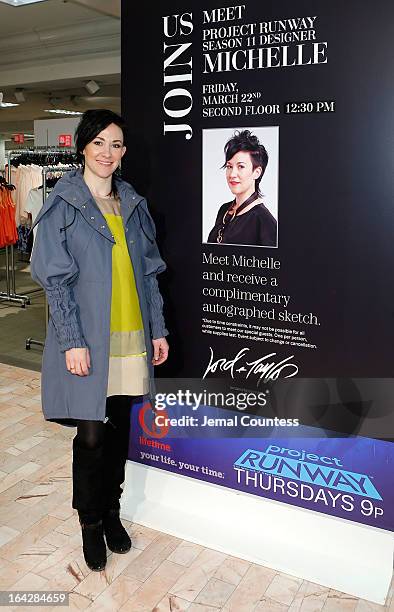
[
  {"x1": 7, "y1": 148, "x2": 78, "y2": 167},
  {"x1": 1, "y1": 151, "x2": 40, "y2": 306},
  {"x1": 26, "y1": 164, "x2": 80, "y2": 351},
  {"x1": 0, "y1": 171, "x2": 19, "y2": 304},
  {"x1": 0, "y1": 150, "x2": 78, "y2": 308},
  {"x1": 0, "y1": 152, "x2": 31, "y2": 307}
]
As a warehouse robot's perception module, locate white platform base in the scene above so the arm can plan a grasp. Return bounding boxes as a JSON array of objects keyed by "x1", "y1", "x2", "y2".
[{"x1": 121, "y1": 461, "x2": 393, "y2": 605}]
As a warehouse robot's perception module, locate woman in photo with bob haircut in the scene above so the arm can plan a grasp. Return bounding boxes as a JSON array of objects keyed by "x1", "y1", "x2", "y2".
[
  {"x1": 31, "y1": 109, "x2": 169, "y2": 572},
  {"x1": 207, "y1": 129, "x2": 277, "y2": 247}
]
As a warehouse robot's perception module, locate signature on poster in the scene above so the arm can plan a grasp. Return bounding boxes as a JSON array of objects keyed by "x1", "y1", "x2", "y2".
[{"x1": 202, "y1": 346, "x2": 299, "y2": 382}]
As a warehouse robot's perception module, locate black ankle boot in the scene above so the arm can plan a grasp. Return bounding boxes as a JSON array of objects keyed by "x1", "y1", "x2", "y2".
[
  {"x1": 79, "y1": 518, "x2": 107, "y2": 571},
  {"x1": 103, "y1": 509, "x2": 131, "y2": 554}
]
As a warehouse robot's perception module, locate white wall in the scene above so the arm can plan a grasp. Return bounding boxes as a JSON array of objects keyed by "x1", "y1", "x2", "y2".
[{"x1": 34, "y1": 118, "x2": 80, "y2": 148}]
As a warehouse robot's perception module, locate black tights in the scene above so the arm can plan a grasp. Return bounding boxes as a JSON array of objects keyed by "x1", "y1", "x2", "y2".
[
  {"x1": 74, "y1": 395, "x2": 132, "y2": 451},
  {"x1": 72, "y1": 395, "x2": 136, "y2": 520},
  {"x1": 74, "y1": 419, "x2": 105, "y2": 450}
]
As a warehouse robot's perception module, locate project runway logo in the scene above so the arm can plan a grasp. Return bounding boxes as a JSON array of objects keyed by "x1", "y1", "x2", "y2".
[{"x1": 234, "y1": 445, "x2": 382, "y2": 500}]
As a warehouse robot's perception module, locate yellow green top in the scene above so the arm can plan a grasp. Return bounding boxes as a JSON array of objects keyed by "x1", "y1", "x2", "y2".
[
  {"x1": 105, "y1": 212, "x2": 144, "y2": 348},
  {"x1": 95, "y1": 196, "x2": 148, "y2": 396}
]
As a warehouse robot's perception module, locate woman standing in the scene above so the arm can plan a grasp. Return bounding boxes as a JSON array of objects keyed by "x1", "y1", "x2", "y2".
[
  {"x1": 31, "y1": 109, "x2": 169, "y2": 571},
  {"x1": 207, "y1": 130, "x2": 277, "y2": 247}
]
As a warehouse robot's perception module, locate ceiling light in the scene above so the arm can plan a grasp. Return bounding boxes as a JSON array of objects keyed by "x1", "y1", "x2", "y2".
[
  {"x1": 85, "y1": 80, "x2": 100, "y2": 95},
  {"x1": 0, "y1": 92, "x2": 19, "y2": 107},
  {"x1": 0, "y1": 1, "x2": 47, "y2": 6},
  {"x1": 44, "y1": 109, "x2": 82, "y2": 115},
  {"x1": 14, "y1": 89, "x2": 26, "y2": 103}
]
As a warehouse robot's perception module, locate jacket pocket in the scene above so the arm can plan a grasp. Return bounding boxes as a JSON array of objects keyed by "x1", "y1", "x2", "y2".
[{"x1": 66, "y1": 212, "x2": 96, "y2": 261}]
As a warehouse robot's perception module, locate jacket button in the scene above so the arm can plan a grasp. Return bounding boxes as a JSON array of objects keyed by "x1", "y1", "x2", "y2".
[
  {"x1": 82, "y1": 204, "x2": 86, "y2": 209},
  {"x1": 132, "y1": 196, "x2": 135, "y2": 200},
  {"x1": 90, "y1": 216, "x2": 95, "y2": 220}
]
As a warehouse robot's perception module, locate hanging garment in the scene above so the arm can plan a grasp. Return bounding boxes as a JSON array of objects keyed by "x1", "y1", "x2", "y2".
[
  {"x1": 12, "y1": 164, "x2": 42, "y2": 225},
  {"x1": 23, "y1": 187, "x2": 44, "y2": 253},
  {"x1": 0, "y1": 182, "x2": 18, "y2": 248},
  {"x1": 17, "y1": 224, "x2": 31, "y2": 254},
  {"x1": 8, "y1": 151, "x2": 79, "y2": 227}
]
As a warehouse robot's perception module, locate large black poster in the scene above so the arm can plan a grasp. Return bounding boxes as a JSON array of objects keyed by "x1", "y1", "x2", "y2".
[{"x1": 122, "y1": 1, "x2": 394, "y2": 437}]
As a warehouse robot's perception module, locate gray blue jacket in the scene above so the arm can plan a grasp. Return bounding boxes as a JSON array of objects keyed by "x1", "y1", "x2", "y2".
[{"x1": 30, "y1": 169, "x2": 167, "y2": 424}]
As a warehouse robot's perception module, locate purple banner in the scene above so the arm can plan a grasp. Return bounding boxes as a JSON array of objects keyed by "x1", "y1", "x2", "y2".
[{"x1": 129, "y1": 399, "x2": 393, "y2": 532}]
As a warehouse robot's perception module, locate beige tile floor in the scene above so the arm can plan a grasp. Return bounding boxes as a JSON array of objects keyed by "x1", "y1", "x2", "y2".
[
  {"x1": 0, "y1": 250, "x2": 45, "y2": 371},
  {"x1": 0, "y1": 362, "x2": 392, "y2": 612}
]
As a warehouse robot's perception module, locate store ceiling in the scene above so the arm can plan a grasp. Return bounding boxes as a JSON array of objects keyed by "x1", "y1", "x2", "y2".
[
  {"x1": 67, "y1": 0, "x2": 120, "y2": 18},
  {"x1": 0, "y1": 0, "x2": 119, "y2": 36},
  {"x1": 0, "y1": 0, "x2": 121, "y2": 139}
]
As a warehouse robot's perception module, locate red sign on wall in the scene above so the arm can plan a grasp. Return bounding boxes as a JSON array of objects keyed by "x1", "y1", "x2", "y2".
[
  {"x1": 13, "y1": 134, "x2": 24, "y2": 144},
  {"x1": 58, "y1": 134, "x2": 72, "y2": 147}
]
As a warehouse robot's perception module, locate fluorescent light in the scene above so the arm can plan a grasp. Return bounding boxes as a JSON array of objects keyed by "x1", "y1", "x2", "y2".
[
  {"x1": 44, "y1": 109, "x2": 82, "y2": 116},
  {"x1": 0, "y1": 102, "x2": 19, "y2": 107},
  {"x1": 0, "y1": 1, "x2": 47, "y2": 6}
]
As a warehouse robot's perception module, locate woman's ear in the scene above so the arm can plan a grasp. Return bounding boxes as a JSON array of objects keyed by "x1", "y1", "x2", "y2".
[
  {"x1": 253, "y1": 165, "x2": 262, "y2": 179},
  {"x1": 121, "y1": 146, "x2": 126, "y2": 158}
]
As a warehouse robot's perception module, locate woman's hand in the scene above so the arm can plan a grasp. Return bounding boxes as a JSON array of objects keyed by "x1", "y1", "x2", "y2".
[
  {"x1": 65, "y1": 348, "x2": 91, "y2": 376},
  {"x1": 152, "y1": 337, "x2": 169, "y2": 366}
]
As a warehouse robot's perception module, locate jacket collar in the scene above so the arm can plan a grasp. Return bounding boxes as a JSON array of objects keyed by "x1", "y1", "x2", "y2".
[
  {"x1": 34, "y1": 169, "x2": 144, "y2": 241},
  {"x1": 56, "y1": 168, "x2": 143, "y2": 210}
]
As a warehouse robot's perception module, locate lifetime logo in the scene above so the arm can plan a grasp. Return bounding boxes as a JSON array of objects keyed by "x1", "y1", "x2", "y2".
[
  {"x1": 233, "y1": 445, "x2": 382, "y2": 500},
  {"x1": 138, "y1": 401, "x2": 170, "y2": 439}
]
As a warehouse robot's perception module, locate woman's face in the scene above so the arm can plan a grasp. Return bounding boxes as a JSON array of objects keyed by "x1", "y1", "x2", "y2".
[
  {"x1": 226, "y1": 151, "x2": 262, "y2": 197},
  {"x1": 83, "y1": 123, "x2": 126, "y2": 179}
]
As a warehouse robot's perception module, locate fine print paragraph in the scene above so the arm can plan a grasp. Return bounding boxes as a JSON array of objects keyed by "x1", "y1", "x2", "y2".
[{"x1": 201, "y1": 252, "x2": 319, "y2": 349}]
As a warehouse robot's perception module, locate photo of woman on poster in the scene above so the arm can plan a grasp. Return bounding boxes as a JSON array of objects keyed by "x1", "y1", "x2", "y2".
[{"x1": 205, "y1": 129, "x2": 278, "y2": 247}]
